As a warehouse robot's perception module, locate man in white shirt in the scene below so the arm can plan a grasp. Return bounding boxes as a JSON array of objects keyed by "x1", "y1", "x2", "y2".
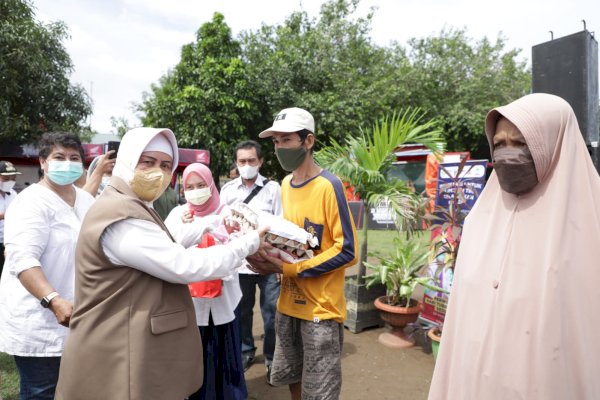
[
  {"x1": 0, "y1": 161, "x2": 21, "y2": 279},
  {"x1": 220, "y1": 140, "x2": 282, "y2": 380}
]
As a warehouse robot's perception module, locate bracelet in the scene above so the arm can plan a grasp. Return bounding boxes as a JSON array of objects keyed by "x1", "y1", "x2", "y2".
[{"x1": 40, "y1": 291, "x2": 60, "y2": 308}]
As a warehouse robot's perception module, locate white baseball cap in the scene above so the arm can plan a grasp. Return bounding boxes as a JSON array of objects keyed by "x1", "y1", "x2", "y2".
[{"x1": 258, "y1": 107, "x2": 315, "y2": 138}]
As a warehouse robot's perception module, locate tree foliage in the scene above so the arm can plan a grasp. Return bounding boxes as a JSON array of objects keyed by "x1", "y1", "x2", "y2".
[
  {"x1": 139, "y1": 13, "x2": 265, "y2": 185},
  {"x1": 138, "y1": 0, "x2": 530, "y2": 178},
  {"x1": 0, "y1": 0, "x2": 92, "y2": 143},
  {"x1": 239, "y1": 2, "x2": 530, "y2": 161},
  {"x1": 240, "y1": 0, "x2": 406, "y2": 151},
  {"x1": 401, "y1": 28, "x2": 531, "y2": 158}
]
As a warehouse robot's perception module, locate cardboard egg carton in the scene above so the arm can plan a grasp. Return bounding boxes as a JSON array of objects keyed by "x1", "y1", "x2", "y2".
[{"x1": 228, "y1": 202, "x2": 318, "y2": 262}]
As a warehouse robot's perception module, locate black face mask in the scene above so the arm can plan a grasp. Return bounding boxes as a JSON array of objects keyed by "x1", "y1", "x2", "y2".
[{"x1": 493, "y1": 146, "x2": 538, "y2": 195}]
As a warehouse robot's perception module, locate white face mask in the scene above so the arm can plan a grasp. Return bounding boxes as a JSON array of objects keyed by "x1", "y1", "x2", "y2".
[
  {"x1": 237, "y1": 164, "x2": 259, "y2": 180},
  {"x1": 185, "y1": 187, "x2": 212, "y2": 205},
  {"x1": 0, "y1": 180, "x2": 16, "y2": 192}
]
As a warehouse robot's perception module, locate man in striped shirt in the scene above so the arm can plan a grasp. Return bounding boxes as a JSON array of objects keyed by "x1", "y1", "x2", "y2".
[{"x1": 251, "y1": 108, "x2": 358, "y2": 400}]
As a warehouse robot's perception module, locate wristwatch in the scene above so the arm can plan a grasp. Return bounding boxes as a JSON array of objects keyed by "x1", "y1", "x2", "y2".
[{"x1": 41, "y1": 291, "x2": 60, "y2": 308}]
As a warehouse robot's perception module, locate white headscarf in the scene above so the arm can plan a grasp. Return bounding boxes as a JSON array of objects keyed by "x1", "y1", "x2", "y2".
[
  {"x1": 429, "y1": 93, "x2": 600, "y2": 399},
  {"x1": 112, "y1": 128, "x2": 179, "y2": 185}
]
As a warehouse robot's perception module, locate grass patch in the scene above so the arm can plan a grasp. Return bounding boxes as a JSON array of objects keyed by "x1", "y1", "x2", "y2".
[
  {"x1": 364, "y1": 229, "x2": 429, "y2": 262},
  {"x1": 0, "y1": 352, "x2": 19, "y2": 400}
]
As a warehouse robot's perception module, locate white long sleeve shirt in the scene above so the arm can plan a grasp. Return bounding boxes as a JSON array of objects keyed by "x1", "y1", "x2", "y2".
[
  {"x1": 0, "y1": 184, "x2": 95, "y2": 356},
  {"x1": 100, "y1": 213, "x2": 258, "y2": 307},
  {"x1": 164, "y1": 204, "x2": 242, "y2": 326}
]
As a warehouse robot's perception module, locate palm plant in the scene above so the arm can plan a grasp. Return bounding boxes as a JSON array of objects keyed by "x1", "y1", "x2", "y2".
[
  {"x1": 315, "y1": 108, "x2": 445, "y2": 285},
  {"x1": 364, "y1": 237, "x2": 448, "y2": 307}
]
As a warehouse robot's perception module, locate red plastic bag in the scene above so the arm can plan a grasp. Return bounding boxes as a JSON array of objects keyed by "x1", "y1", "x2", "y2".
[{"x1": 188, "y1": 233, "x2": 223, "y2": 298}]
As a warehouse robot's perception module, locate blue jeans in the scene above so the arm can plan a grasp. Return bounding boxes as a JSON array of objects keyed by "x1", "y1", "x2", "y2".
[
  {"x1": 13, "y1": 356, "x2": 61, "y2": 400},
  {"x1": 237, "y1": 273, "x2": 280, "y2": 363}
]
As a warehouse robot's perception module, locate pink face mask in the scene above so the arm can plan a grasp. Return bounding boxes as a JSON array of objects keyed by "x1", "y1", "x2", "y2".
[{"x1": 493, "y1": 146, "x2": 538, "y2": 195}]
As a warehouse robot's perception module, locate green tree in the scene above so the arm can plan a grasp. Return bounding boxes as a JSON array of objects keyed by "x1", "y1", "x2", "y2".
[
  {"x1": 315, "y1": 109, "x2": 445, "y2": 284},
  {"x1": 240, "y1": 0, "x2": 407, "y2": 153},
  {"x1": 140, "y1": 0, "x2": 530, "y2": 177},
  {"x1": 402, "y1": 28, "x2": 531, "y2": 158},
  {"x1": 139, "y1": 13, "x2": 265, "y2": 184},
  {"x1": 0, "y1": 0, "x2": 92, "y2": 143}
]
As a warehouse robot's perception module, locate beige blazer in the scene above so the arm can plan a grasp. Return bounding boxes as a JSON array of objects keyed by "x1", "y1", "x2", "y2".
[{"x1": 56, "y1": 177, "x2": 202, "y2": 400}]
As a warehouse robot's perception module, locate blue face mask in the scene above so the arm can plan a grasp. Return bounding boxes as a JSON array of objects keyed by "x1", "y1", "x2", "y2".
[{"x1": 46, "y1": 160, "x2": 83, "y2": 186}]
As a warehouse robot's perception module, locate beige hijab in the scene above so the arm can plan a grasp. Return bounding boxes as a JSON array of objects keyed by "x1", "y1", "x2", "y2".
[{"x1": 429, "y1": 93, "x2": 600, "y2": 400}]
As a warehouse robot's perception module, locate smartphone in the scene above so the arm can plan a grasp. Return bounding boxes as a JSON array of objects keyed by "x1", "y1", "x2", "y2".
[{"x1": 107, "y1": 141, "x2": 120, "y2": 159}]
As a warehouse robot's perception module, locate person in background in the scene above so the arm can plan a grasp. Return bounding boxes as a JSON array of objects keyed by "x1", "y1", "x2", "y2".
[
  {"x1": 220, "y1": 140, "x2": 282, "y2": 380},
  {"x1": 154, "y1": 182, "x2": 178, "y2": 220},
  {"x1": 0, "y1": 161, "x2": 22, "y2": 278},
  {"x1": 229, "y1": 162, "x2": 240, "y2": 180},
  {"x1": 56, "y1": 128, "x2": 267, "y2": 400},
  {"x1": 85, "y1": 151, "x2": 116, "y2": 197},
  {"x1": 428, "y1": 93, "x2": 600, "y2": 399},
  {"x1": 0, "y1": 133, "x2": 95, "y2": 400},
  {"x1": 251, "y1": 107, "x2": 358, "y2": 400},
  {"x1": 165, "y1": 162, "x2": 247, "y2": 400}
]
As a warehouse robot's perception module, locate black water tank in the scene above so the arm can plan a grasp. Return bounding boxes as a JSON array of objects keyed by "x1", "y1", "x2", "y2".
[{"x1": 532, "y1": 30, "x2": 599, "y2": 146}]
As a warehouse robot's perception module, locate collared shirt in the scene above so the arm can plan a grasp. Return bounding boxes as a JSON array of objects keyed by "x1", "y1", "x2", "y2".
[
  {"x1": 164, "y1": 204, "x2": 241, "y2": 326},
  {"x1": 219, "y1": 173, "x2": 283, "y2": 274},
  {"x1": 0, "y1": 188, "x2": 17, "y2": 242},
  {"x1": 0, "y1": 184, "x2": 95, "y2": 356}
]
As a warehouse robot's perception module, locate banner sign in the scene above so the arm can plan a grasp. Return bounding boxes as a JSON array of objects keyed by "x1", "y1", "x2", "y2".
[
  {"x1": 433, "y1": 160, "x2": 488, "y2": 222},
  {"x1": 421, "y1": 159, "x2": 487, "y2": 326},
  {"x1": 348, "y1": 201, "x2": 397, "y2": 230}
]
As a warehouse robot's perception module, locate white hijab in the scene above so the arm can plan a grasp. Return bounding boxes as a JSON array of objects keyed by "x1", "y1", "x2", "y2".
[
  {"x1": 112, "y1": 127, "x2": 179, "y2": 185},
  {"x1": 429, "y1": 94, "x2": 600, "y2": 399}
]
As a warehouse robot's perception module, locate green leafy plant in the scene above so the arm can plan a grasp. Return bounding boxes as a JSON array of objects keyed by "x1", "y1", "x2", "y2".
[
  {"x1": 315, "y1": 108, "x2": 445, "y2": 285},
  {"x1": 364, "y1": 237, "x2": 447, "y2": 307}
]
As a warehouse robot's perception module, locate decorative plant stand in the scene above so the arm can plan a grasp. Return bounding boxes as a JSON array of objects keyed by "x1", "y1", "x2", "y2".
[
  {"x1": 344, "y1": 277, "x2": 386, "y2": 333},
  {"x1": 374, "y1": 296, "x2": 421, "y2": 348}
]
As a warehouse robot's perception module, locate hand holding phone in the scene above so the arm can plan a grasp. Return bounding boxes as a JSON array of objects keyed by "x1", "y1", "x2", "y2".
[{"x1": 107, "y1": 141, "x2": 120, "y2": 159}]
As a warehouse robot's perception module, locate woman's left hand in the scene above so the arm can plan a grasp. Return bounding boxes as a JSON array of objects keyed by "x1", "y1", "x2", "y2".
[
  {"x1": 49, "y1": 297, "x2": 74, "y2": 327},
  {"x1": 181, "y1": 209, "x2": 194, "y2": 224}
]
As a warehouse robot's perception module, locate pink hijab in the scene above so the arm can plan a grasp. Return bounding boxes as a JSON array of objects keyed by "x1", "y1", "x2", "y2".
[
  {"x1": 182, "y1": 163, "x2": 221, "y2": 216},
  {"x1": 429, "y1": 94, "x2": 600, "y2": 399}
]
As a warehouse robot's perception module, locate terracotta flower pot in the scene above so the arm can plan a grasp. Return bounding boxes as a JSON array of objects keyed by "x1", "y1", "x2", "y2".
[{"x1": 373, "y1": 296, "x2": 421, "y2": 348}]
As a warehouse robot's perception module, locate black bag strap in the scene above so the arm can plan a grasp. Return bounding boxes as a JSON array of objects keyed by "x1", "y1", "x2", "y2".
[{"x1": 243, "y1": 180, "x2": 270, "y2": 204}]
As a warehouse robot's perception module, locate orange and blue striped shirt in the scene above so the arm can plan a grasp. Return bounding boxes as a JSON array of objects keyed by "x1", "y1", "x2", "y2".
[{"x1": 278, "y1": 169, "x2": 358, "y2": 323}]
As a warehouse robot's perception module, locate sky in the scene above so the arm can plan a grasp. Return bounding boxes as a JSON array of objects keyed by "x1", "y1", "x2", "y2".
[{"x1": 32, "y1": 0, "x2": 600, "y2": 134}]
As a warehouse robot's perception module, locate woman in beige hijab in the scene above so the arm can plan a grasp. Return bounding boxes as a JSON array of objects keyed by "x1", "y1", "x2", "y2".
[{"x1": 429, "y1": 93, "x2": 600, "y2": 399}]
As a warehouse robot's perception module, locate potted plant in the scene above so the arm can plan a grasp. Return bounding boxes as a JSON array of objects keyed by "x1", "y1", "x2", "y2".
[
  {"x1": 364, "y1": 236, "x2": 447, "y2": 348},
  {"x1": 427, "y1": 324, "x2": 443, "y2": 360}
]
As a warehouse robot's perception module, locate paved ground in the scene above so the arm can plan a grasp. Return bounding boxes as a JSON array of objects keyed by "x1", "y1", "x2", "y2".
[{"x1": 244, "y1": 299, "x2": 436, "y2": 400}]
